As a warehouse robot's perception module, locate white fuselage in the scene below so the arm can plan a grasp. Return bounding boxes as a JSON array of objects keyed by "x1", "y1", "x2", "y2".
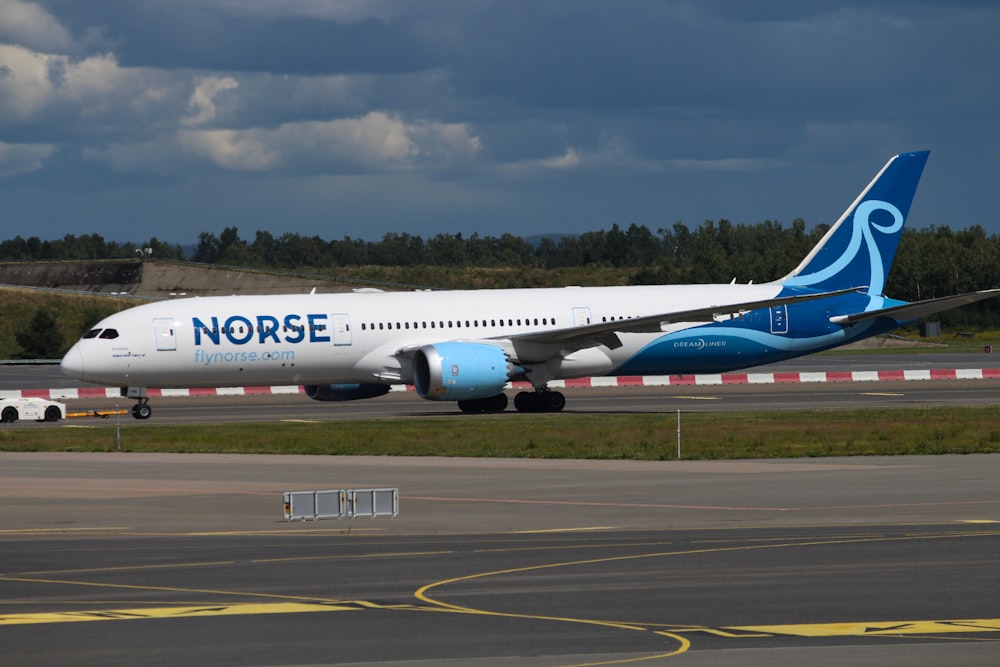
[{"x1": 61, "y1": 283, "x2": 783, "y2": 388}]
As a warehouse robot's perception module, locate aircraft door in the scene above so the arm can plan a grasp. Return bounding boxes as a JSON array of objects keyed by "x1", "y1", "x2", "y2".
[
  {"x1": 331, "y1": 313, "x2": 352, "y2": 346},
  {"x1": 770, "y1": 305, "x2": 789, "y2": 335},
  {"x1": 153, "y1": 317, "x2": 177, "y2": 351},
  {"x1": 572, "y1": 307, "x2": 592, "y2": 326}
]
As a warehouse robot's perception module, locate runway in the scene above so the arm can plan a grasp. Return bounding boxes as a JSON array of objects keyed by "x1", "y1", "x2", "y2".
[
  {"x1": 1, "y1": 453, "x2": 999, "y2": 666},
  {"x1": 3, "y1": 351, "x2": 1000, "y2": 423}
]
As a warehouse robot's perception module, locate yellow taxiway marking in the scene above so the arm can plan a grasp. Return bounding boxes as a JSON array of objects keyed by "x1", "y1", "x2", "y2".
[
  {"x1": 0, "y1": 601, "x2": 405, "y2": 626},
  {"x1": 725, "y1": 619, "x2": 1000, "y2": 637},
  {"x1": 672, "y1": 396, "x2": 720, "y2": 401},
  {"x1": 514, "y1": 526, "x2": 616, "y2": 534},
  {"x1": 960, "y1": 519, "x2": 999, "y2": 524}
]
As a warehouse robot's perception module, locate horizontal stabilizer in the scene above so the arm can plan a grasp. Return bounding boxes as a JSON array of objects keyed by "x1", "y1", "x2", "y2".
[{"x1": 829, "y1": 289, "x2": 1000, "y2": 326}]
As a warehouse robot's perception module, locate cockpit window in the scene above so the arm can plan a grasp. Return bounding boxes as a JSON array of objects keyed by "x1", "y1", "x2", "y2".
[
  {"x1": 82, "y1": 329, "x2": 101, "y2": 339},
  {"x1": 98, "y1": 329, "x2": 119, "y2": 339}
]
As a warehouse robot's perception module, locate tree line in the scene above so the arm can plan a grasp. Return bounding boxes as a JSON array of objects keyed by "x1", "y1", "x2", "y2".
[{"x1": 3, "y1": 221, "x2": 1000, "y2": 325}]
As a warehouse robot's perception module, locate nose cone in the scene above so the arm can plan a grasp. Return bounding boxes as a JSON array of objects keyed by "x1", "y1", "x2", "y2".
[{"x1": 60, "y1": 344, "x2": 85, "y2": 380}]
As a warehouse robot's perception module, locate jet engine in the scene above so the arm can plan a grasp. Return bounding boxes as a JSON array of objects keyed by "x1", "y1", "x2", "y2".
[
  {"x1": 413, "y1": 342, "x2": 517, "y2": 401},
  {"x1": 303, "y1": 383, "x2": 391, "y2": 402}
]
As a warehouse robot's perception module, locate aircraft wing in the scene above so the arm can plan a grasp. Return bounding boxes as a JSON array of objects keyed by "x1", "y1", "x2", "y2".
[
  {"x1": 510, "y1": 286, "x2": 864, "y2": 350},
  {"x1": 829, "y1": 289, "x2": 1000, "y2": 326}
]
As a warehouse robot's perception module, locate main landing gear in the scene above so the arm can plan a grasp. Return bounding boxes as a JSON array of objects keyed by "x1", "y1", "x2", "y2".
[
  {"x1": 457, "y1": 393, "x2": 509, "y2": 413},
  {"x1": 514, "y1": 390, "x2": 566, "y2": 413},
  {"x1": 456, "y1": 389, "x2": 567, "y2": 413}
]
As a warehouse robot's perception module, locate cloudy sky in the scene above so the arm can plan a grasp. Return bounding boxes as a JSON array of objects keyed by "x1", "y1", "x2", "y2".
[{"x1": 1, "y1": 1, "x2": 998, "y2": 247}]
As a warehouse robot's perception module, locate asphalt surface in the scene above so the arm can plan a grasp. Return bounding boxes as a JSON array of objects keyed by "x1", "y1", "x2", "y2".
[
  {"x1": 2, "y1": 353, "x2": 999, "y2": 665},
  {"x1": 1, "y1": 378, "x2": 991, "y2": 424},
  {"x1": 2, "y1": 351, "x2": 1000, "y2": 422},
  {"x1": 2, "y1": 453, "x2": 999, "y2": 666}
]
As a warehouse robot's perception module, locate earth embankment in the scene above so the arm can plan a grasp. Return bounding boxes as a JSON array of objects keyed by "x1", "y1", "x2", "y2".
[{"x1": 0, "y1": 260, "x2": 359, "y2": 299}]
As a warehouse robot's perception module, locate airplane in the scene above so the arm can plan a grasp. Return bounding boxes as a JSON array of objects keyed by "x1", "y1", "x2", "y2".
[{"x1": 60, "y1": 150, "x2": 1000, "y2": 419}]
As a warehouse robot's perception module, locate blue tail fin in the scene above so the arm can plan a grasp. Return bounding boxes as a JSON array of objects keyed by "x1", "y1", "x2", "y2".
[{"x1": 780, "y1": 151, "x2": 929, "y2": 295}]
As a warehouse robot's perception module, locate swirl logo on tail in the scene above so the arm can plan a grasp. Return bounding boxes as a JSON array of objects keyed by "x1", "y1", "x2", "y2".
[{"x1": 780, "y1": 150, "x2": 928, "y2": 297}]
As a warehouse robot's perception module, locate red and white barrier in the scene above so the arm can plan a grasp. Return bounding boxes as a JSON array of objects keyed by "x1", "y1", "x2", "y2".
[{"x1": 5, "y1": 367, "x2": 1000, "y2": 400}]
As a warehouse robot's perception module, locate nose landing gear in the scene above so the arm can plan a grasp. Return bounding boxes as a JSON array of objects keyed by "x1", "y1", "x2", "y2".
[
  {"x1": 131, "y1": 398, "x2": 152, "y2": 420},
  {"x1": 121, "y1": 387, "x2": 152, "y2": 420}
]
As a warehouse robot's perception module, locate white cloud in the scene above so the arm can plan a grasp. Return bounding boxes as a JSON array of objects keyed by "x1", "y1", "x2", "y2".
[
  {"x1": 0, "y1": 44, "x2": 55, "y2": 121},
  {"x1": 541, "y1": 148, "x2": 580, "y2": 170},
  {"x1": 0, "y1": 0, "x2": 73, "y2": 52},
  {"x1": 56, "y1": 52, "x2": 132, "y2": 119},
  {"x1": 182, "y1": 76, "x2": 239, "y2": 126},
  {"x1": 0, "y1": 45, "x2": 155, "y2": 124},
  {"x1": 502, "y1": 138, "x2": 653, "y2": 175},
  {"x1": 177, "y1": 128, "x2": 278, "y2": 170},
  {"x1": 0, "y1": 140, "x2": 56, "y2": 177},
  {"x1": 176, "y1": 111, "x2": 479, "y2": 172}
]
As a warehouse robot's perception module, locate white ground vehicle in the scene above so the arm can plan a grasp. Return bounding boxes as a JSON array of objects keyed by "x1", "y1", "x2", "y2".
[{"x1": 0, "y1": 397, "x2": 66, "y2": 423}]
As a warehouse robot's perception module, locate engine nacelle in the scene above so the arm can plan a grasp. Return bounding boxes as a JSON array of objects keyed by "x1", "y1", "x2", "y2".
[
  {"x1": 413, "y1": 342, "x2": 516, "y2": 401},
  {"x1": 303, "y1": 383, "x2": 391, "y2": 402}
]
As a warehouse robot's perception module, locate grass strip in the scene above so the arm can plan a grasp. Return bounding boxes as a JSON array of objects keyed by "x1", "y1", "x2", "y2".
[{"x1": 3, "y1": 407, "x2": 1000, "y2": 459}]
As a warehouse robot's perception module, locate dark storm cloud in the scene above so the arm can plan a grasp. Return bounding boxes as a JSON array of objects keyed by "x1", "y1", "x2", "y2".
[
  {"x1": 1, "y1": 0, "x2": 998, "y2": 245},
  {"x1": 39, "y1": 0, "x2": 448, "y2": 74}
]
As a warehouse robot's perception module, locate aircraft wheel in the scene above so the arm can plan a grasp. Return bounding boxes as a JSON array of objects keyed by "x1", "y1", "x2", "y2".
[
  {"x1": 544, "y1": 391, "x2": 566, "y2": 412},
  {"x1": 459, "y1": 394, "x2": 508, "y2": 413},
  {"x1": 132, "y1": 403, "x2": 152, "y2": 420},
  {"x1": 514, "y1": 391, "x2": 537, "y2": 412},
  {"x1": 515, "y1": 391, "x2": 565, "y2": 412},
  {"x1": 486, "y1": 393, "x2": 508, "y2": 412}
]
